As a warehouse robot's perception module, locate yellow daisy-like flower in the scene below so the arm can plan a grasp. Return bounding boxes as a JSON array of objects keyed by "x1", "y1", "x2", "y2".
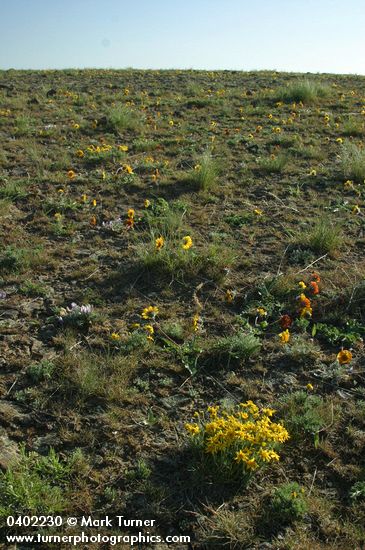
[
  {"x1": 67, "y1": 170, "x2": 76, "y2": 180},
  {"x1": 298, "y1": 281, "x2": 307, "y2": 289},
  {"x1": 119, "y1": 145, "x2": 128, "y2": 152},
  {"x1": 111, "y1": 332, "x2": 121, "y2": 341},
  {"x1": 169, "y1": 120, "x2": 174, "y2": 126},
  {"x1": 352, "y1": 204, "x2": 361, "y2": 214},
  {"x1": 182, "y1": 236, "x2": 193, "y2": 250},
  {"x1": 225, "y1": 289, "x2": 234, "y2": 303},
  {"x1": 254, "y1": 208, "x2": 263, "y2": 216},
  {"x1": 92, "y1": 199, "x2": 97, "y2": 207},
  {"x1": 73, "y1": 123, "x2": 80, "y2": 130},
  {"x1": 141, "y1": 305, "x2": 159, "y2": 319},
  {"x1": 54, "y1": 212, "x2": 62, "y2": 222},
  {"x1": 309, "y1": 169, "x2": 317, "y2": 176},
  {"x1": 336, "y1": 137, "x2": 343, "y2": 144},
  {"x1": 344, "y1": 180, "x2": 354, "y2": 189},
  {"x1": 123, "y1": 164, "x2": 134, "y2": 174},
  {"x1": 127, "y1": 208, "x2": 135, "y2": 219},
  {"x1": 256, "y1": 307, "x2": 267, "y2": 317},
  {"x1": 306, "y1": 383, "x2": 314, "y2": 391},
  {"x1": 76, "y1": 149, "x2": 84, "y2": 158},
  {"x1": 185, "y1": 423, "x2": 200, "y2": 436},
  {"x1": 144, "y1": 199, "x2": 151, "y2": 208},
  {"x1": 337, "y1": 349, "x2": 352, "y2": 365},
  {"x1": 155, "y1": 236, "x2": 164, "y2": 250}
]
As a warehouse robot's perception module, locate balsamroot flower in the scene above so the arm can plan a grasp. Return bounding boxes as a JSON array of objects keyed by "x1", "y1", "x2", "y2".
[
  {"x1": 155, "y1": 236, "x2": 164, "y2": 250},
  {"x1": 182, "y1": 236, "x2": 193, "y2": 250}
]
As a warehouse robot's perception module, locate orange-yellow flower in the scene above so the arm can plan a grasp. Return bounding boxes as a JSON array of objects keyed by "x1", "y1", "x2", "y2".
[
  {"x1": 123, "y1": 164, "x2": 134, "y2": 174},
  {"x1": 309, "y1": 281, "x2": 319, "y2": 295},
  {"x1": 125, "y1": 218, "x2": 134, "y2": 229},
  {"x1": 279, "y1": 329, "x2": 290, "y2": 344},
  {"x1": 155, "y1": 236, "x2": 164, "y2": 250},
  {"x1": 67, "y1": 170, "x2": 76, "y2": 180},
  {"x1": 337, "y1": 349, "x2": 352, "y2": 365}
]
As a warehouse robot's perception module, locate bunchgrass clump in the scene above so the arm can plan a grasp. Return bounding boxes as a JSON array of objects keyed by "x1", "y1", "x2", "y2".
[
  {"x1": 293, "y1": 219, "x2": 344, "y2": 257},
  {"x1": 276, "y1": 79, "x2": 330, "y2": 104},
  {"x1": 257, "y1": 154, "x2": 288, "y2": 173},
  {"x1": 342, "y1": 117, "x2": 364, "y2": 137},
  {"x1": 185, "y1": 401, "x2": 290, "y2": 484},
  {"x1": 189, "y1": 151, "x2": 220, "y2": 191},
  {"x1": 341, "y1": 142, "x2": 365, "y2": 182},
  {"x1": 106, "y1": 105, "x2": 143, "y2": 133}
]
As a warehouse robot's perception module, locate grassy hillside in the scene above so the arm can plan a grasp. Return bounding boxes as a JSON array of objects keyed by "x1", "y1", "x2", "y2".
[{"x1": 1, "y1": 69, "x2": 365, "y2": 549}]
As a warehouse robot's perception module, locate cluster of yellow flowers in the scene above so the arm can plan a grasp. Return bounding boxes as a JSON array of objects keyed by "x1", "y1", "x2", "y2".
[
  {"x1": 154, "y1": 235, "x2": 193, "y2": 251},
  {"x1": 185, "y1": 401, "x2": 289, "y2": 476}
]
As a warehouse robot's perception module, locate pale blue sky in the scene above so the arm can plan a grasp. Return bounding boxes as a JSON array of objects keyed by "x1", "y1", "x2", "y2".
[{"x1": 0, "y1": 0, "x2": 364, "y2": 74}]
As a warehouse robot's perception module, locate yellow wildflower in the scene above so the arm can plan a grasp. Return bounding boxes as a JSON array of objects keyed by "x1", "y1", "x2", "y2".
[
  {"x1": 144, "y1": 199, "x2": 151, "y2": 208},
  {"x1": 67, "y1": 170, "x2": 76, "y2": 180},
  {"x1": 182, "y1": 235, "x2": 193, "y2": 250},
  {"x1": 111, "y1": 332, "x2": 121, "y2": 341},
  {"x1": 141, "y1": 306, "x2": 159, "y2": 319},
  {"x1": 185, "y1": 423, "x2": 200, "y2": 435},
  {"x1": 279, "y1": 329, "x2": 290, "y2": 344},
  {"x1": 192, "y1": 313, "x2": 201, "y2": 332},
  {"x1": 123, "y1": 164, "x2": 134, "y2": 174},
  {"x1": 155, "y1": 236, "x2": 164, "y2": 250},
  {"x1": 337, "y1": 349, "x2": 352, "y2": 365}
]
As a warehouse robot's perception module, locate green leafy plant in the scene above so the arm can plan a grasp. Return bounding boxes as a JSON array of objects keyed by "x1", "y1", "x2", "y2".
[{"x1": 270, "y1": 482, "x2": 308, "y2": 523}]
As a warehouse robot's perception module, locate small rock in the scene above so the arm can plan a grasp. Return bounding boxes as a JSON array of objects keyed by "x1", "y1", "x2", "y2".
[
  {"x1": 32, "y1": 433, "x2": 59, "y2": 452},
  {"x1": 0, "y1": 429, "x2": 20, "y2": 470},
  {"x1": 0, "y1": 400, "x2": 30, "y2": 426}
]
